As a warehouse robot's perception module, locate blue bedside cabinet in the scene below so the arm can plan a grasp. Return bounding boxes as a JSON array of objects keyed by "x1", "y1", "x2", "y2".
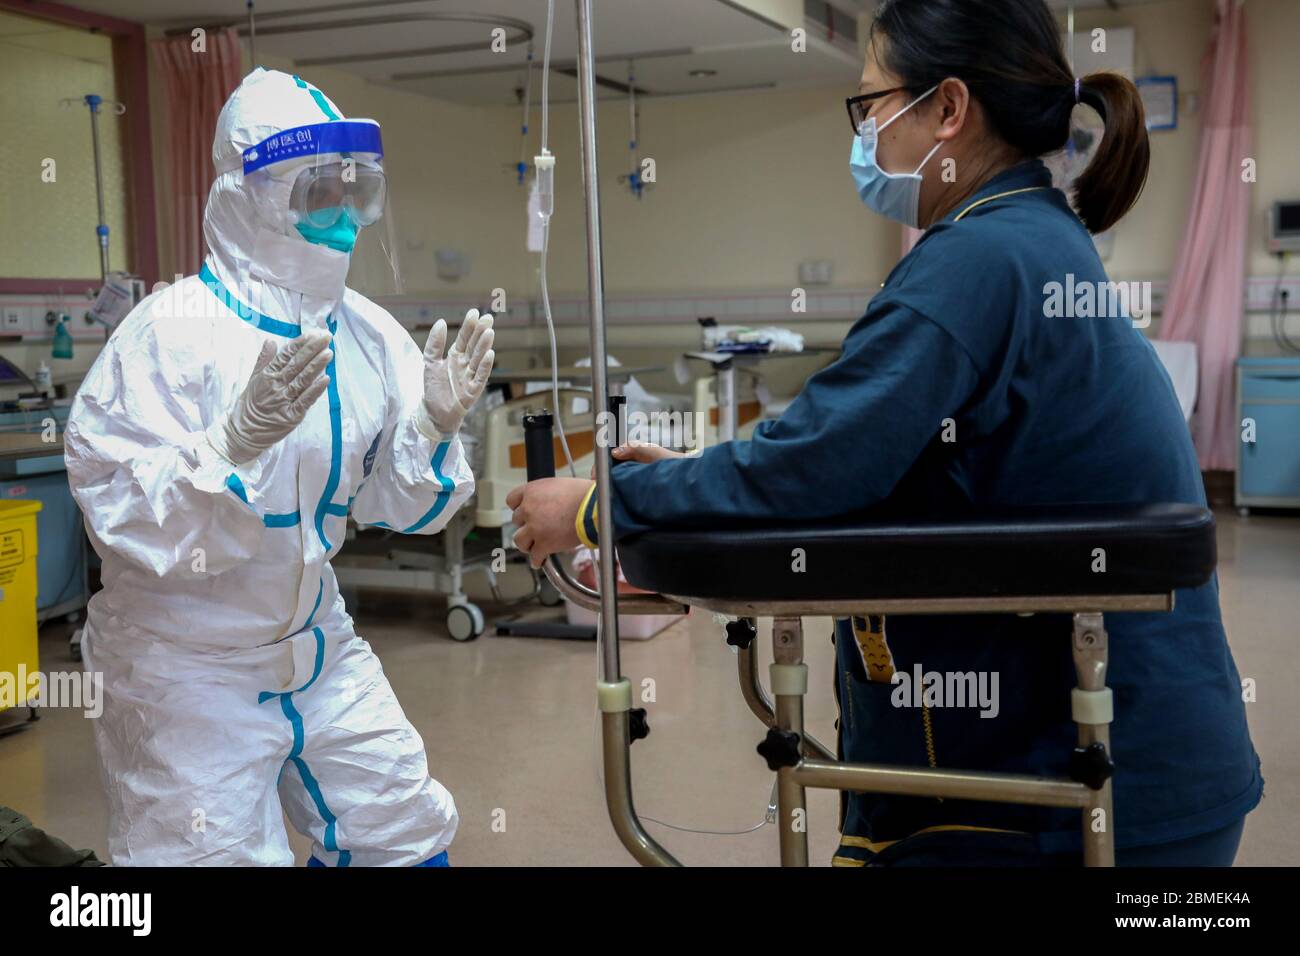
[{"x1": 1237, "y1": 356, "x2": 1300, "y2": 513}]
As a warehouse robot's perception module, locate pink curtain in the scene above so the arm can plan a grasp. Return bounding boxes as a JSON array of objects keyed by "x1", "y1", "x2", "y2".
[
  {"x1": 1158, "y1": 0, "x2": 1252, "y2": 471},
  {"x1": 151, "y1": 28, "x2": 243, "y2": 278}
]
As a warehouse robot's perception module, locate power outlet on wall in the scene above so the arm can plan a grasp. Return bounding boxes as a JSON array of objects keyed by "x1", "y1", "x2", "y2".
[{"x1": 798, "y1": 260, "x2": 834, "y2": 286}]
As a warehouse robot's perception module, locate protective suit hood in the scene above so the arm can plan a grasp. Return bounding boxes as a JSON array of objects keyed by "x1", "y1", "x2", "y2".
[{"x1": 204, "y1": 68, "x2": 359, "y2": 328}]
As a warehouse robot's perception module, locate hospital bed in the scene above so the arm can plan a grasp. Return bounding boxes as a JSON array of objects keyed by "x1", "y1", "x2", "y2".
[
  {"x1": 332, "y1": 385, "x2": 597, "y2": 640},
  {"x1": 476, "y1": 386, "x2": 597, "y2": 526},
  {"x1": 334, "y1": 499, "x2": 499, "y2": 641},
  {"x1": 334, "y1": 355, "x2": 677, "y2": 640},
  {"x1": 685, "y1": 349, "x2": 838, "y2": 444},
  {"x1": 1150, "y1": 339, "x2": 1198, "y2": 423},
  {"x1": 690, "y1": 364, "x2": 763, "y2": 445}
]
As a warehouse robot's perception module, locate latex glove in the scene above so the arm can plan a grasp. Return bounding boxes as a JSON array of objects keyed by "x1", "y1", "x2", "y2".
[
  {"x1": 417, "y1": 308, "x2": 495, "y2": 440},
  {"x1": 206, "y1": 330, "x2": 334, "y2": 466}
]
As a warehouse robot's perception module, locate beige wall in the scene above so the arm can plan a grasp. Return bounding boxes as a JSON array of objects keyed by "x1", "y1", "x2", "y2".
[
  {"x1": 537, "y1": 85, "x2": 893, "y2": 297},
  {"x1": 148, "y1": 49, "x2": 888, "y2": 301},
  {"x1": 0, "y1": 10, "x2": 129, "y2": 279},
  {"x1": 65, "y1": 0, "x2": 1300, "y2": 302},
  {"x1": 1068, "y1": 0, "x2": 1300, "y2": 283},
  {"x1": 149, "y1": 43, "x2": 531, "y2": 298},
  {"x1": 17, "y1": 0, "x2": 1295, "y2": 399},
  {"x1": 230, "y1": 0, "x2": 1297, "y2": 300},
  {"x1": 1068, "y1": 0, "x2": 1216, "y2": 281},
  {"x1": 142, "y1": 49, "x2": 886, "y2": 397},
  {"x1": 1244, "y1": 0, "x2": 1300, "y2": 277}
]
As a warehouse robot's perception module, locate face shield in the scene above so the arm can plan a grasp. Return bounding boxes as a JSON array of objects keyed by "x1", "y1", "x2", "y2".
[{"x1": 241, "y1": 119, "x2": 404, "y2": 296}]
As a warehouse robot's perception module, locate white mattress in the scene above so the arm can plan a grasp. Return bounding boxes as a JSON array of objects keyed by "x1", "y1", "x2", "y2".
[{"x1": 1150, "y1": 339, "x2": 1199, "y2": 423}]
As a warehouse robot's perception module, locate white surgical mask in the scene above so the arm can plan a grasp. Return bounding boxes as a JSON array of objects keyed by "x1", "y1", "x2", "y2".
[
  {"x1": 849, "y1": 85, "x2": 942, "y2": 228},
  {"x1": 250, "y1": 227, "x2": 349, "y2": 303}
]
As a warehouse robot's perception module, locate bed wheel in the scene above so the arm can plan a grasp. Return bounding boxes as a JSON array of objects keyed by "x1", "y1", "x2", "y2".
[{"x1": 446, "y1": 603, "x2": 484, "y2": 642}]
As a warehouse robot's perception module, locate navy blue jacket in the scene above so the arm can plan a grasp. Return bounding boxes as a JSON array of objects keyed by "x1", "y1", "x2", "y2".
[{"x1": 595, "y1": 160, "x2": 1261, "y2": 855}]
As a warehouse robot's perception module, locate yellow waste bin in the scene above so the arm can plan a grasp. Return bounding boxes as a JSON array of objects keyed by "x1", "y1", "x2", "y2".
[{"x1": 0, "y1": 499, "x2": 42, "y2": 716}]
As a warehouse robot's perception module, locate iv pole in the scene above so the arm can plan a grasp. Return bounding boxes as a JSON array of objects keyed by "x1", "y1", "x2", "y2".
[
  {"x1": 247, "y1": 0, "x2": 258, "y2": 65},
  {"x1": 61, "y1": 94, "x2": 126, "y2": 283},
  {"x1": 573, "y1": 0, "x2": 679, "y2": 867}
]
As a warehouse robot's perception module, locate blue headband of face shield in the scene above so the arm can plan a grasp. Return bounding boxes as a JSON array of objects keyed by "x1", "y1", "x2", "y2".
[{"x1": 242, "y1": 120, "x2": 384, "y2": 175}]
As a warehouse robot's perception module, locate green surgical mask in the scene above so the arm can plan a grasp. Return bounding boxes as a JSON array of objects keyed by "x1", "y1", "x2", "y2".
[{"x1": 294, "y1": 206, "x2": 359, "y2": 253}]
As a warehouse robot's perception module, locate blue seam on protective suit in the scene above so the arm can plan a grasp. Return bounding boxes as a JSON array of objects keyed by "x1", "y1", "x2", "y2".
[
  {"x1": 283, "y1": 700, "x2": 351, "y2": 867},
  {"x1": 304, "y1": 577, "x2": 324, "y2": 630},
  {"x1": 258, "y1": 627, "x2": 351, "y2": 867},
  {"x1": 276, "y1": 577, "x2": 325, "y2": 645},
  {"x1": 264, "y1": 511, "x2": 301, "y2": 528},
  {"x1": 307, "y1": 850, "x2": 447, "y2": 868},
  {"x1": 294, "y1": 74, "x2": 340, "y2": 121},
  {"x1": 226, "y1": 473, "x2": 250, "y2": 504},
  {"x1": 312, "y1": 318, "x2": 343, "y2": 551},
  {"x1": 200, "y1": 263, "x2": 302, "y2": 338},
  {"x1": 394, "y1": 442, "x2": 455, "y2": 533},
  {"x1": 258, "y1": 626, "x2": 326, "y2": 704}
]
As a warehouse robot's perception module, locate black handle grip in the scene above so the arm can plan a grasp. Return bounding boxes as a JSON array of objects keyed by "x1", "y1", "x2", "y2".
[
  {"x1": 523, "y1": 411, "x2": 555, "y2": 481},
  {"x1": 607, "y1": 395, "x2": 626, "y2": 466}
]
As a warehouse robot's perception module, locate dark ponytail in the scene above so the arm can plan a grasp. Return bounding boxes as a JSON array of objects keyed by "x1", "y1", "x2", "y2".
[
  {"x1": 871, "y1": 0, "x2": 1150, "y2": 233},
  {"x1": 1073, "y1": 73, "x2": 1151, "y2": 233}
]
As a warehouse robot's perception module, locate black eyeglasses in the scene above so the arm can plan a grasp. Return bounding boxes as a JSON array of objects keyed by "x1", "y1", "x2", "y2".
[{"x1": 845, "y1": 87, "x2": 905, "y2": 134}]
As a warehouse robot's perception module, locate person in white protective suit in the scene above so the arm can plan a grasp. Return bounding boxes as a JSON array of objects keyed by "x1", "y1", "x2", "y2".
[{"x1": 64, "y1": 68, "x2": 494, "y2": 867}]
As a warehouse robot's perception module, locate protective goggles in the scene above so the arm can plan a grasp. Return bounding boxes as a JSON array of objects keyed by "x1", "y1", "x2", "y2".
[
  {"x1": 242, "y1": 119, "x2": 387, "y2": 227},
  {"x1": 289, "y1": 161, "x2": 387, "y2": 229}
]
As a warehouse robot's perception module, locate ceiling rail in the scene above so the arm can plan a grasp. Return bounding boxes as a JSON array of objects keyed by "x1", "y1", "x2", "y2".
[{"x1": 165, "y1": 4, "x2": 534, "y2": 70}]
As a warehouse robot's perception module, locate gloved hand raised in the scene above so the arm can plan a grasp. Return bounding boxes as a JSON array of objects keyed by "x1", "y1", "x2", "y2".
[
  {"x1": 206, "y1": 330, "x2": 334, "y2": 466},
  {"x1": 417, "y1": 308, "x2": 495, "y2": 440}
]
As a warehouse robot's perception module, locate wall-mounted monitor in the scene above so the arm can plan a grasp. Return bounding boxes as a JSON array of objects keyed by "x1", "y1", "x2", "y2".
[{"x1": 1269, "y1": 201, "x2": 1300, "y2": 254}]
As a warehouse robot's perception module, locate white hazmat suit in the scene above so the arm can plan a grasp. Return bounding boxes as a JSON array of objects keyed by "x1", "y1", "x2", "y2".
[{"x1": 65, "y1": 69, "x2": 488, "y2": 866}]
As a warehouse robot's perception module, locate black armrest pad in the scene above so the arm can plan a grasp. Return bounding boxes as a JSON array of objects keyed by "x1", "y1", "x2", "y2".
[{"x1": 617, "y1": 503, "x2": 1216, "y2": 602}]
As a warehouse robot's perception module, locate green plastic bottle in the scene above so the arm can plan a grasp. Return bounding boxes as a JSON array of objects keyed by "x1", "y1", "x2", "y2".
[{"x1": 52, "y1": 315, "x2": 74, "y2": 359}]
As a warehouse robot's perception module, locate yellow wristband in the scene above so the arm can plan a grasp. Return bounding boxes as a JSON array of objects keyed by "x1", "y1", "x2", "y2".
[{"x1": 575, "y1": 481, "x2": 599, "y2": 548}]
